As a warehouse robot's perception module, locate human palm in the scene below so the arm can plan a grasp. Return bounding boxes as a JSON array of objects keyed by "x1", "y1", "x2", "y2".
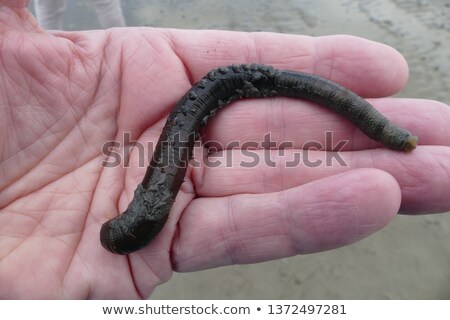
[{"x1": 1, "y1": 2, "x2": 449, "y2": 299}]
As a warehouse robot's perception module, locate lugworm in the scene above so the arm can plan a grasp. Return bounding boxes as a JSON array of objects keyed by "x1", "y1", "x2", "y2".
[{"x1": 100, "y1": 63, "x2": 418, "y2": 254}]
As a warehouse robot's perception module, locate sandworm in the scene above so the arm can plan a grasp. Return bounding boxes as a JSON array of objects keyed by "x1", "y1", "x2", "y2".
[{"x1": 100, "y1": 63, "x2": 418, "y2": 254}]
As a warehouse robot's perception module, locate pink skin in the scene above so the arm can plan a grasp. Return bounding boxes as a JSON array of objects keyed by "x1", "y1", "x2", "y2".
[{"x1": 0, "y1": 1, "x2": 449, "y2": 299}]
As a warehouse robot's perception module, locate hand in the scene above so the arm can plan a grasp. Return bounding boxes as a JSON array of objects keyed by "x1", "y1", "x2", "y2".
[{"x1": 1, "y1": 2, "x2": 449, "y2": 299}]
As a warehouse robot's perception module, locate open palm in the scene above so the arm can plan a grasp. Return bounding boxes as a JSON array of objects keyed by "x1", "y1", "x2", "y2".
[{"x1": 1, "y1": 2, "x2": 449, "y2": 298}]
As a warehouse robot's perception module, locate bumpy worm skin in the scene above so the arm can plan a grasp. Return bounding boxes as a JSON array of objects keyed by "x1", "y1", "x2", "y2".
[{"x1": 100, "y1": 63, "x2": 418, "y2": 254}]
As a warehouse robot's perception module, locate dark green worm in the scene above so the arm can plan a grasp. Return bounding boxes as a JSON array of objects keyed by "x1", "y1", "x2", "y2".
[{"x1": 100, "y1": 63, "x2": 418, "y2": 254}]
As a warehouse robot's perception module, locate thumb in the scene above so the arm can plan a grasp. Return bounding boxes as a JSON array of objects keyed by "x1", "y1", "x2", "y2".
[
  {"x1": 0, "y1": 0, "x2": 39, "y2": 33},
  {"x1": 1, "y1": 0, "x2": 29, "y2": 8}
]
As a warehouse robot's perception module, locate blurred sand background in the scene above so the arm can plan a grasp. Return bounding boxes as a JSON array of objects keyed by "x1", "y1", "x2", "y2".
[{"x1": 30, "y1": 0, "x2": 450, "y2": 299}]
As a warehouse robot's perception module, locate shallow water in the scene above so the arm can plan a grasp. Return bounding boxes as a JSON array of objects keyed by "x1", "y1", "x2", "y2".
[{"x1": 30, "y1": 0, "x2": 450, "y2": 299}]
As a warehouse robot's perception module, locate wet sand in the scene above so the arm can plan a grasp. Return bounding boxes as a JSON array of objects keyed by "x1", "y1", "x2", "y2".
[{"x1": 31, "y1": 0, "x2": 450, "y2": 299}]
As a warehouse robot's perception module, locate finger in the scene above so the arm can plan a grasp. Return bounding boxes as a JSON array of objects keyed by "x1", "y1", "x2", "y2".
[
  {"x1": 169, "y1": 30, "x2": 408, "y2": 97},
  {"x1": 200, "y1": 98, "x2": 450, "y2": 151},
  {"x1": 171, "y1": 169, "x2": 400, "y2": 272},
  {"x1": 193, "y1": 145, "x2": 450, "y2": 215}
]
